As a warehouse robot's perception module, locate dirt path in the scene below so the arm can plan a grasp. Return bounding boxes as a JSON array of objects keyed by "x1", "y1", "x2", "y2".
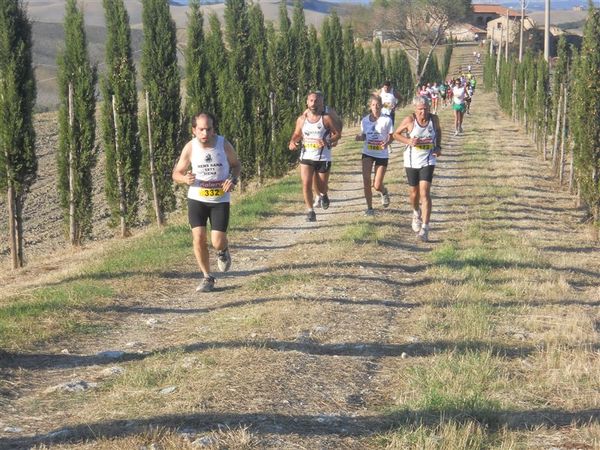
[{"x1": 1, "y1": 48, "x2": 599, "y2": 449}]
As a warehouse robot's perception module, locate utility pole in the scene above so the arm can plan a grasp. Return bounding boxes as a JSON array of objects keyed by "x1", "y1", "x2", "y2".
[
  {"x1": 505, "y1": 8, "x2": 509, "y2": 62},
  {"x1": 544, "y1": 0, "x2": 550, "y2": 61},
  {"x1": 519, "y1": 3, "x2": 524, "y2": 62}
]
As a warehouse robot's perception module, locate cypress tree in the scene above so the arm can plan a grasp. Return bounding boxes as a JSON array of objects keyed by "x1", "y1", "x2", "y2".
[
  {"x1": 101, "y1": 0, "x2": 140, "y2": 237},
  {"x1": 267, "y1": 2, "x2": 296, "y2": 174},
  {"x1": 320, "y1": 18, "x2": 334, "y2": 103},
  {"x1": 204, "y1": 13, "x2": 227, "y2": 125},
  {"x1": 248, "y1": 3, "x2": 271, "y2": 180},
  {"x1": 222, "y1": 0, "x2": 254, "y2": 181},
  {"x1": 184, "y1": 0, "x2": 211, "y2": 122},
  {"x1": 56, "y1": 0, "x2": 97, "y2": 246},
  {"x1": 306, "y1": 25, "x2": 321, "y2": 90},
  {"x1": 341, "y1": 24, "x2": 356, "y2": 121},
  {"x1": 328, "y1": 12, "x2": 344, "y2": 110},
  {"x1": 290, "y1": 0, "x2": 309, "y2": 104},
  {"x1": 571, "y1": 4, "x2": 600, "y2": 231},
  {"x1": 373, "y1": 39, "x2": 385, "y2": 86},
  {"x1": 0, "y1": 0, "x2": 36, "y2": 268},
  {"x1": 140, "y1": 0, "x2": 181, "y2": 226}
]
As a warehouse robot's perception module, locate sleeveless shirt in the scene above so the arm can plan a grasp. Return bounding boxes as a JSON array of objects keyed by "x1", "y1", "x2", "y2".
[{"x1": 187, "y1": 135, "x2": 231, "y2": 203}]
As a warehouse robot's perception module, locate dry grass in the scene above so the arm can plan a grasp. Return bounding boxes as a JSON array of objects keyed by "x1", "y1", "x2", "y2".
[{"x1": 2, "y1": 48, "x2": 600, "y2": 449}]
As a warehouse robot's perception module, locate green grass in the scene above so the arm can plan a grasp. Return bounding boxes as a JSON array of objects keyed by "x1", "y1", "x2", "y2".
[
  {"x1": 401, "y1": 350, "x2": 504, "y2": 423},
  {"x1": 0, "y1": 173, "x2": 302, "y2": 350},
  {"x1": 0, "y1": 282, "x2": 114, "y2": 348},
  {"x1": 248, "y1": 272, "x2": 312, "y2": 292},
  {"x1": 340, "y1": 221, "x2": 380, "y2": 243}
]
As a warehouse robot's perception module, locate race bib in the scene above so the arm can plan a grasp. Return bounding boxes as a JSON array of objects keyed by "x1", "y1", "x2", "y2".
[
  {"x1": 415, "y1": 138, "x2": 434, "y2": 151},
  {"x1": 200, "y1": 188, "x2": 225, "y2": 197},
  {"x1": 199, "y1": 181, "x2": 225, "y2": 198}
]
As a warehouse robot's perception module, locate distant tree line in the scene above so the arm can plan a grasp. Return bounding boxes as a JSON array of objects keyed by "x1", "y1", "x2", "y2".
[
  {"x1": 0, "y1": 0, "x2": 414, "y2": 268},
  {"x1": 484, "y1": 4, "x2": 600, "y2": 237}
]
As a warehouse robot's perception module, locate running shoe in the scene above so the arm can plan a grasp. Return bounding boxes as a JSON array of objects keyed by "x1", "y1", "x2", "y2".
[
  {"x1": 196, "y1": 276, "x2": 215, "y2": 293},
  {"x1": 381, "y1": 188, "x2": 390, "y2": 208},
  {"x1": 306, "y1": 210, "x2": 317, "y2": 222},
  {"x1": 321, "y1": 194, "x2": 330, "y2": 210},
  {"x1": 365, "y1": 208, "x2": 375, "y2": 216},
  {"x1": 418, "y1": 225, "x2": 429, "y2": 242},
  {"x1": 412, "y1": 209, "x2": 422, "y2": 233},
  {"x1": 313, "y1": 195, "x2": 322, "y2": 209},
  {"x1": 217, "y1": 248, "x2": 231, "y2": 272},
  {"x1": 454, "y1": 129, "x2": 459, "y2": 136}
]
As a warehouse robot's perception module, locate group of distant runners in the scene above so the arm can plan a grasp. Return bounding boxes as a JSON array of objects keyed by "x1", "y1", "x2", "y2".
[{"x1": 172, "y1": 70, "x2": 477, "y2": 293}]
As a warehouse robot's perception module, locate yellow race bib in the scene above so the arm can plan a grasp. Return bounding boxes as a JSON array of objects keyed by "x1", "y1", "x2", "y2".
[{"x1": 199, "y1": 188, "x2": 225, "y2": 197}]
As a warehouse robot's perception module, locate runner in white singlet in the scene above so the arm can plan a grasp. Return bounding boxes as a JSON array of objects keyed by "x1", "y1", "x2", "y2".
[
  {"x1": 393, "y1": 96, "x2": 442, "y2": 242},
  {"x1": 355, "y1": 94, "x2": 394, "y2": 215},
  {"x1": 289, "y1": 91, "x2": 341, "y2": 222},
  {"x1": 172, "y1": 113, "x2": 241, "y2": 293}
]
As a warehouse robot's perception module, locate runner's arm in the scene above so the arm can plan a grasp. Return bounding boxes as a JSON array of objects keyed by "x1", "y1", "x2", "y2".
[
  {"x1": 326, "y1": 106, "x2": 343, "y2": 133},
  {"x1": 288, "y1": 115, "x2": 304, "y2": 151},
  {"x1": 323, "y1": 115, "x2": 341, "y2": 146},
  {"x1": 172, "y1": 142, "x2": 195, "y2": 186},
  {"x1": 392, "y1": 116, "x2": 417, "y2": 147},
  {"x1": 432, "y1": 115, "x2": 442, "y2": 157},
  {"x1": 222, "y1": 139, "x2": 241, "y2": 192}
]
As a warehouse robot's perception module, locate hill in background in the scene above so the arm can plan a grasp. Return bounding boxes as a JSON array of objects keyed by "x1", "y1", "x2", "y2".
[{"x1": 27, "y1": 0, "x2": 336, "y2": 111}]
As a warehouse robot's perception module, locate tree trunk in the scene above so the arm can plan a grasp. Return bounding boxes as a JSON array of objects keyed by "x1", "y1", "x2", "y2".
[
  {"x1": 523, "y1": 79, "x2": 528, "y2": 131},
  {"x1": 542, "y1": 105, "x2": 548, "y2": 161},
  {"x1": 68, "y1": 82, "x2": 79, "y2": 246},
  {"x1": 15, "y1": 194, "x2": 24, "y2": 268},
  {"x1": 7, "y1": 183, "x2": 19, "y2": 269},
  {"x1": 552, "y1": 85, "x2": 563, "y2": 174},
  {"x1": 569, "y1": 140, "x2": 575, "y2": 193},
  {"x1": 559, "y1": 84, "x2": 568, "y2": 185},
  {"x1": 496, "y1": 33, "x2": 503, "y2": 78},
  {"x1": 145, "y1": 90, "x2": 163, "y2": 227},
  {"x1": 511, "y1": 79, "x2": 517, "y2": 121},
  {"x1": 112, "y1": 95, "x2": 128, "y2": 237}
]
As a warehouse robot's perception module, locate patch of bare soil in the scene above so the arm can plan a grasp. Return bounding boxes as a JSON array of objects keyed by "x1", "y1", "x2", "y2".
[{"x1": 1, "y1": 51, "x2": 599, "y2": 448}]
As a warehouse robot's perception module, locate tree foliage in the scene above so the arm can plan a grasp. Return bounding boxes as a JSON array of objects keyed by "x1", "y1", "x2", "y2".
[
  {"x1": 56, "y1": 0, "x2": 97, "y2": 244},
  {"x1": 140, "y1": 0, "x2": 181, "y2": 224},
  {"x1": 0, "y1": 0, "x2": 36, "y2": 267},
  {"x1": 101, "y1": 0, "x2": 140, "y2": 233}
]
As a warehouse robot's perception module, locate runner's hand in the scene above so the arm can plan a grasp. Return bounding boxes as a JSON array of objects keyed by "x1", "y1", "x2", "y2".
[
  {"x1": 289, "y1": 141, "x2": 301, "y2": 151},
  {"x1": 184, "y1": 170, "x2": 195, "y2": 186}
]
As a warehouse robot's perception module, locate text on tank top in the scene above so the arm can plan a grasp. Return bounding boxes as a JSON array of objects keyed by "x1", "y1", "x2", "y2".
[
  {"x1": 301, "y1": 115, "x2": 331, "y2": 161},
  {"x1": 362, "y1": 115, "x2": 392, "y2": 154},
  {"x1": 188, "y1": 135, "x2": 231, "y2": 203},
  {"x1": 409, "y1": 115, "x2": 436, "y2": 152}
]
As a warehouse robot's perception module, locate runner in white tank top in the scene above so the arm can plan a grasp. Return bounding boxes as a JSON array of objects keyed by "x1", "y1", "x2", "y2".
[
  {"x1": 380, "y1": 80, "x2": 398, "y2": 125},
  {"x1": 172, "y1": 113, "x2": 241, "y2": 293},
  {"x1": 393, "y1": 96, "x2": 442, "y2": 242},
  {"x1": 355, "y1": 94, "x2": 394, "y2": 215},
  {"x1": 289, "y1": 90, "x2": 341, "y2": 222}
]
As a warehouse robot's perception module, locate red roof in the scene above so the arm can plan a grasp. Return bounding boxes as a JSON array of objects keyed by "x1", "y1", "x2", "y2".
[{"x1": 472, "y1": 4, "x2": 520, "y2": 17}]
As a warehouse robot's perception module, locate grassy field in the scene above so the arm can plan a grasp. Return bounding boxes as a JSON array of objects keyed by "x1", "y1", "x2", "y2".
[{"x1": 1, "y1": 52, "x2": 599, "y2": 448}]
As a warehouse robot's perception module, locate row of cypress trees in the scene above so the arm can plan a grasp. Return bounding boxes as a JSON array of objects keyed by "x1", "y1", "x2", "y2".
[
  {"x1": 484, "y1": 4, "x2": 600, "y2": 236},
  {"x1": 0, "y1": 0, "x2": 415, "y2": 268}
]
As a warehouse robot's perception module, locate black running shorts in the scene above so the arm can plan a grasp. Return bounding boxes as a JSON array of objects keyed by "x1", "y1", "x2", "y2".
[
  {"x1": 405, "y1": 165, "x2": 435, "y2": 187},
  {"x1": 362, "y1": 153, "x2": 389, "y2": 167},
  {"x1": 188, "y1": 199, "x2": 230, "y2": 232},
  {"x1": 299, "y1": 159, "x2": 332, "y2": 173}
]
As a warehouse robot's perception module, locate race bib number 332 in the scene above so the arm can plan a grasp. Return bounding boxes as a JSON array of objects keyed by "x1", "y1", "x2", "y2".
[{"x1": 200, "y1": 188, "x2": 224, "y2": 197}]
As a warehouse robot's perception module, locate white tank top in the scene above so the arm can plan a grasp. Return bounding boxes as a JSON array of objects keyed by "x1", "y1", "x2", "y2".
[
  {"x1": 361, "y1": 114, "x2": 393, "y2": 159},
  {"x1": 380, "y1": 90, "x2": 397, "y2": 116},
  {"x1": 300, "y1": 115, "x2": 332, "y2": 162},
  {"x1": 187, "y1": 135, "x2": 231, "y2": 203},
  {"x1": 453, "y1": 86, "x2": 466, "y2": 104},
  {"x1": 404, "y1": 114, "x2": 437, "y2": 168}
]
